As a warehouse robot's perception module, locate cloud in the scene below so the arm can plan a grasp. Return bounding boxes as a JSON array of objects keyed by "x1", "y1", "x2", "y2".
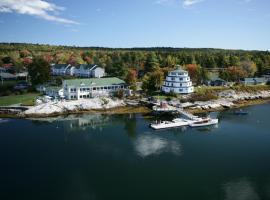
[
  {"x1": 155, "y1": 0, "x2": 175, "y2": 5},
  {"x1": 182, "y1": 0, "x2": 204, "y2": 8},
  {"x1": 223, "y1": 178, "x2": 260, "y2": 200},
  {"x1": 0, "y1": 0, "x2": 79, "y2": 24},
  {"x1": 134, "y1": 135, "x2": 182, "y2": 158}
]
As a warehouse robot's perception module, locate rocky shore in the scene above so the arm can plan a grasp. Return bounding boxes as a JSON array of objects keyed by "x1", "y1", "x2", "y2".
[
  {"x1": 20, "y1": 98, "x2": 126, "y2": 118},
  {"x1": 183, "y1": 90, "x2": 270, "y2": 112},
  {"x1": 1, "y1": 89, "x2": 270, "y2": 118}
]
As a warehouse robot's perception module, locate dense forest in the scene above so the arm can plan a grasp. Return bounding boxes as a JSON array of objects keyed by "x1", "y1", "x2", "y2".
[{"x1": 1, "y1": 43, "x2": 270, "y2": 84}]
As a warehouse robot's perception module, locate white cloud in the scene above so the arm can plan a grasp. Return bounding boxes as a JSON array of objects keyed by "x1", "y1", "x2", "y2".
[
  {"x1": 223, "y1": 178, "x2": 260, "y2": 200},
  {"x1": 0, "y1": 0, "x2": 79, "y2": 24},
  {"x1": 182, "y1": 0, "x2": 204, "y2": 8},
  {"x1": 134, "y1": 135, "x2": 182, "y2": 158},
  {"x1": 155, "y1": 0, "x2": 175, "y2": 5}
]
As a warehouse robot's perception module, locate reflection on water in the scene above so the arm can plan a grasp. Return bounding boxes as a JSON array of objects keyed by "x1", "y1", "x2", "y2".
[
  {"x1": 134, "y1": 135, "x2": 182, "y2": 158},
  {"x1": 32, "y1": 114, "x2": 113, "y2": 132},
  {"x1": 223, "y1": 178, "x2": 260, "y2": 200}
]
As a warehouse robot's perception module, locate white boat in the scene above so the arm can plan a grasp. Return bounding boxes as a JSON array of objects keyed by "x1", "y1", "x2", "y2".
[
  {"x1": 150, "y1": 118, "x2": 192, "y2": 130},
  {"x1": 189, "y1": 118, "x2": 219, "y2": 127}
]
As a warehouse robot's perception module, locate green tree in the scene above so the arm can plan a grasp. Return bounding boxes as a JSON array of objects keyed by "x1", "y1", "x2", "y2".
[
  {"x1": 142, "y1": 67, "x2": 164, "y2": 93},
  {"x1": 144, "y1": 52, "x2": 159, "y2": 72},
  {"x1": 28, "y1": 57, "x2": 51, "y2": 86}
]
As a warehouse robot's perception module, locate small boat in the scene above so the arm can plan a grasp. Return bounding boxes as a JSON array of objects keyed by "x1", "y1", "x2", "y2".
[
  {"x1": 150, "y1": 118, "x2": 192, "y2": 130},
  {"x1": 189, "y1": 118, "x2": 219, "y2": 127},
  {"x1": 233, "y1": 110, "x2": 249, "y2": 115}
]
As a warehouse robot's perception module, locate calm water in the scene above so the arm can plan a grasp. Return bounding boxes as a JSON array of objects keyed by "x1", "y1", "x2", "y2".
[{"x1": 1, "y1": 104, "x2": 270, "y2": 200}]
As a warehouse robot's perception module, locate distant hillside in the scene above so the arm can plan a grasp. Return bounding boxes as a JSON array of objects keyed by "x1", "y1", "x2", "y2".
[
  {"x1": 0, "y1": 42, "x2": 268, "y2": 53},
  {"x1": 0, "y1": 43, "x2": 270, "y2": 78}
]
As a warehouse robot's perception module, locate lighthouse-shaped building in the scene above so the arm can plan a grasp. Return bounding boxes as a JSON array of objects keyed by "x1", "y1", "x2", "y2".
[{"x1": 162, "y1": 66, "x2": 194, "y2": 94}]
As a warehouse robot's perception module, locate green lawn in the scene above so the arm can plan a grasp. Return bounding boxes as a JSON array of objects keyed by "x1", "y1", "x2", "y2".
[{"x1": 0, "y1": 93, "x2": 40, "y2": 106}]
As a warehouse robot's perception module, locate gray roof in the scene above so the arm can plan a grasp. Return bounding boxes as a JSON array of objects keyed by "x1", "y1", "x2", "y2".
[
  {"x1": 210, "y1": 77, "x2": 226, "y2": 82},
  {"x1": 0, "y1": 67, "x2": 6, "y2": 71},
  {"x1": 52, "y1": 64, "x2": 69, "y2": 69},
  {"x1": 0, "y1": 72, "x2": 16, "y2": 79},
  {"x1": 78, "y1": 64, "x2": 97, "y2": 70},
  {"x1": 64, "y1": 77, "x2": 125, "y2": 87},
  {"x1": 242, "y1": 78, "x2": 266, "y2": 82}
]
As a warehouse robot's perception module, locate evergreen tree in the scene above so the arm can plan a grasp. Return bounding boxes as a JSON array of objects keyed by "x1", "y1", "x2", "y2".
[{"x1": 28, "y1": 57, "x2": 50, "y2": 86}]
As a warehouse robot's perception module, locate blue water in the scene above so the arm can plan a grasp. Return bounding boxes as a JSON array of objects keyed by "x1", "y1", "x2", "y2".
[{"x1": 1, "y1": 103, "x2": 270, "y2": 200}]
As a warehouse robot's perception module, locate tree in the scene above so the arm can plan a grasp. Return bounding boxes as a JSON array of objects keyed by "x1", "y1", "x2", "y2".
[
  {"x1": 220, "y1": 66, "x2": 247, "y2": 82},
  {"x1": 107, "y1": 62, "x2": 127, "y2": 78},
  {"x1": 28, "y1": 57, "x2": 50, "y2": 86},
  {"x1": 125, "y1": 69, "x2": 137, "y2": 91},
  {"x1": 229, "y1": 55, "x2": 240, "y2": 66},
  {"x1": 144, "y1": 52, "x2": 159, "y2": 72},
  {"x1": 186, "y1": 64, "x2": 199, "y2": 83},
  {"x1": 198, "y1": 67, "x2": 209, "y2": 84},
  {"x1": 142, "y1": 67, "x2": 164, "y2": 93},
  {"x1": 240, "y1": 60, "x2": 257, "y2": 77}
]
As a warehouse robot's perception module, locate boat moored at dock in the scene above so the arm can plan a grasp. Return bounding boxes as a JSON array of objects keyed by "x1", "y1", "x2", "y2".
[
  {"x1": 150, "y1": 117, "x2": 219, "y2": 130},
  {"x1": 189, "y1": 118, "x2": 219, "y2": 127},
  {"x1": 150, "y1": 118, "x2": 193, "y2": 130}
]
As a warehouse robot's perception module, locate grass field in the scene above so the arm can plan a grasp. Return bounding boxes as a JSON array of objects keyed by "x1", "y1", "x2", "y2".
[{"x1": 0, "y1": 93, "x2": 40, "y2": 106}]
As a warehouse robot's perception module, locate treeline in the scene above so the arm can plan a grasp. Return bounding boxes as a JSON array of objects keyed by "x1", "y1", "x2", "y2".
[{"x1": 1, "y1": 42, "x2": 270, "y2": 79}]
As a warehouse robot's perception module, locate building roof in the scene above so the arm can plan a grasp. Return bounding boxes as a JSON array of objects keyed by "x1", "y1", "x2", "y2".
[
  {"x1": 242, "y1": 78, "x2": 266, "y2": 82},
  {"x1": 0, "y1": 72, "x2": 16, "y2": 79},
  {"x1": 170, "y1": 66, "x2": 187, "y2": 74},
  {"x1": 16, "y1": 72, "x2": 28, "y2": 77},
  {"x1": 210, "y1": 77, "x2": 226, "y2": 82},
  {"x1": 78, "y1": 64, "x2": 97, "y2": 70},
  {"x1": 52, "y1": 64, "x2": 69, "y2": 69},
  {"x1": 45, "y1": 86, "x2": 62, "y2": 91},
  {"x1": 64, "y1": 77, "x2": 125, "y2": 87}
]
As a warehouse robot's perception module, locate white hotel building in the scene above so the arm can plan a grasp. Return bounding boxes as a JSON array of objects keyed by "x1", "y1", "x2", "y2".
[{"x1": 162, "y1": 67, "x2": 194, "y2": 94}]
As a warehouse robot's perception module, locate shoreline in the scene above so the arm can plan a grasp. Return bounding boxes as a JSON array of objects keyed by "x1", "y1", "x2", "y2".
[
  {"x1": 0, "y1": 105, "x2": 152, "y2": 119},
  {"x1": 186, "y1": 97, "x2": 270, "y2": 114},
  {"x1": 1, "y1": 97, "x2": 270, "y2": 119}
]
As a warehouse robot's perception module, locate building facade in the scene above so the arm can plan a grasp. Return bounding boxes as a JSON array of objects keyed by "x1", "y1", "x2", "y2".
[
  {"x1": 51, "y1": 64, "x2": 105, "y2": 78},
  {"x1": 162, "y1": 67, "x2": 194, "y2": 94},
  {"x1": 63, "y1": 77, "x2": 126, "y2": 100},
  {"x1": 240, "y1": 78, "x2": 267, "y2": 85}
]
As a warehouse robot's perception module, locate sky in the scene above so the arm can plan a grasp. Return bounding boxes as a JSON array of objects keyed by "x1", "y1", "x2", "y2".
[{"x1": 0, "y1": 0, "x2": 269, "y2": 50}]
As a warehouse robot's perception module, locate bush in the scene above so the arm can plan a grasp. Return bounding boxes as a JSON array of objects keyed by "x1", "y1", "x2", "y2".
[
  {"x1": 189, "y1": 92, "x2": 218, "y2": 102},
  {"x1": 114, "y1": 89, "x2": 125, "y2": 99}
]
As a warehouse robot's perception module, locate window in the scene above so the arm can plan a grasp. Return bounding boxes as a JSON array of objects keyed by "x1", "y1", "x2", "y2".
[
  {"x1": 171, "y1": 77, "x2": 175, "y2": 81},
  {"x1": 83, "y1": 95, "x2": 86, "y2": 98},
  {"x1": 180, "y1": 78, "x2": 183, "y2": 81},
  {"x1": 179, "y1": 89, "x2": 183, "y2": 92},
  {"x1": 80, "y1": 95, "x2": 82, "y2": 98},
  {"x1": 93, "y1": 87, "x2": 96, "y2": 90},
  {"x1": 104, "y1": 86, "x2": 108, "y2": 90}
]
